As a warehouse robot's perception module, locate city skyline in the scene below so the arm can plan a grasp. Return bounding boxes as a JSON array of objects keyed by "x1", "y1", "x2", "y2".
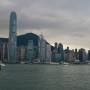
[
  {"x1": 0, "y1": 11, "x2": 90, "y2": 64},
  {"x1": 0, "y1": 0, "x2": 90, "y2": 50}
]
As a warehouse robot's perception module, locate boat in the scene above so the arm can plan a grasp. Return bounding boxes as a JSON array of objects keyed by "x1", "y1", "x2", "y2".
[
  {"x1": 0, "y1": 63, "x2": 6, "y2": 71},
  {"x1": 0, "y1": 63, "x2": 6, "y2": 67},
  {"x1": 63, "y1": 62, "x2": 70, "y2": 65}
]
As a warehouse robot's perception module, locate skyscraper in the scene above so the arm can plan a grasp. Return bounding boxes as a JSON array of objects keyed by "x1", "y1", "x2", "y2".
[
  {"x1": 58, "y1": 43, "x2": 64, "y2": 62},
  {"x1": 8, "y1": 11, "x2": 17, "y2": 63},
  {"x1": 54, "y1": 42, "x2": 58, "y2": 53},
  {"x1": 45, "y1": 44, "x2": 51, "y2": 63},
  {"x1": 88, "y1": 50, "x2": 90, "y2": 61},
  {"x1": 78, "y1": 48, "x2": 87, "y2": 63},
  {"x1": 27, "y1": 40, "x2": 34, "y2": 63},
  {"x1": 38, "y1": 34, "x2": 46, "y2": 63}
]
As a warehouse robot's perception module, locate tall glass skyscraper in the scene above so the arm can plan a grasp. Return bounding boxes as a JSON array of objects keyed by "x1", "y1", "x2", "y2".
[{"x1": 8, "y1": 11, "x2": 17, "y2": 63}]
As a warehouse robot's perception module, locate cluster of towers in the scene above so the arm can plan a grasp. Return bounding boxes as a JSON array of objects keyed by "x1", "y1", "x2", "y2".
[
  {"x1": 0, "y1": 11, "x2": 90, "y2": 64},
  {"x1": 52, "y1": 43, "x2": 90, "y2": 64},
  {"x1": 7, "y1": 11, "x2": 51, "y2": 64},
  {"x1": 52, "y1": 43, "x2": 64, "y2": 62}
]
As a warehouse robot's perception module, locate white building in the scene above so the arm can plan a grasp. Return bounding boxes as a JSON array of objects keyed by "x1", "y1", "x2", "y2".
[
  {"x1": 38, "y1": 34, "x2": 51, "y2": 63},
  {"x1": 45, "y1": 44, "x2": 51, "y2": 63},
  {"x1": 38, "y1": 34, "x2": 46, "y2": 63}
]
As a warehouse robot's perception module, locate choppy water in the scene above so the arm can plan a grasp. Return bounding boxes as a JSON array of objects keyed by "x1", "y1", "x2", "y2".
[{"x1": 0, "y1": 64, "x2": 90, "y2": 90}]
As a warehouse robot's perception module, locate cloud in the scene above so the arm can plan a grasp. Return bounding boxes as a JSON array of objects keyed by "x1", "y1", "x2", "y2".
[{"x1": 0, "y1": 0, "x2": 90, "y2": 50}]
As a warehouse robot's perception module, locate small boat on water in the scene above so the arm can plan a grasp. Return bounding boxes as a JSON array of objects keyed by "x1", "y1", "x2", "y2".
[
  {"x1": 63, "y1": 62, "x2": 70, "y2": 65},
  {"x1": 0, "y1": 63, "x2": 6, "y2": 67},
  {"x1": 0, "y1": 63, "x2": 6, "y2": 71}
]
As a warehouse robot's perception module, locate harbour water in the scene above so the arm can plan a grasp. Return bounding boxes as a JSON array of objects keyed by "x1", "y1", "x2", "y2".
[{"x1": 0, "y1": 64, "x2": 90, "y2": 90}]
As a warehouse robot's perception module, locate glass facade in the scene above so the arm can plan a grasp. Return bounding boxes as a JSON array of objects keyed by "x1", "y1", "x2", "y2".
[{"x1": 8, "y1": 12, "x2": 17, "y2": 63}]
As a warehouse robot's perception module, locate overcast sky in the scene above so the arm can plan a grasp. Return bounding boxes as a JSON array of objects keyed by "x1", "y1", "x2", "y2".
[{"x1": 0, "y1": 0, "x2": 90, "y2": 50}]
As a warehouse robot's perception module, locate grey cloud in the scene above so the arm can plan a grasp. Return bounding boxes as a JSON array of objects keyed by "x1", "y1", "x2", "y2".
[{"x1": 0, "y1": 0, "x2": 90, "y2": 49}]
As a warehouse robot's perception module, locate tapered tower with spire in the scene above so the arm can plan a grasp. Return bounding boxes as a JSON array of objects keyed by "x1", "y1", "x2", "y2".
[{"x1": 8, "y1": 11, "x2": 17, "y2": 63}]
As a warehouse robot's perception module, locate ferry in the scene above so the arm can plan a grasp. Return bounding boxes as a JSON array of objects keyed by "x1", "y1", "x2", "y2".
[
  {"x1": 63, "y1": 62, "x2": 70, "y2": 65},
  {"x1": 0, "y1": 63, "x2": 6, "y2": 71}
]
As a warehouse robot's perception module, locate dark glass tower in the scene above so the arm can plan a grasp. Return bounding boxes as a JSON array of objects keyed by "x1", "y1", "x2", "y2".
[
  {"x1": 58, "y1": 43, "x2": 64, "y2": 62},
  {"x1": 78, "y1": 48, "x2": 86, "y2": 63},
  {"x1": 8, "y1": 11, "x2": 17, "y2": 63}
]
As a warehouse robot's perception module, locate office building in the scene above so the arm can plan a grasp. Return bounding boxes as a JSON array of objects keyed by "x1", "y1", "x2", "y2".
[
  {"x1": 45, "y1": 44, "x2": 51, "y2": 63},
  {"x1": 8, "y1": 11, "x2": 17, "y2": 63},
  {"x1": 27, "y1": 40, "x2": 34, "y2": 63},
  {"x1": 38, "y1": 34, "x2": 46, "y2": 63},
  {"x1": 78, "y1": 48, "x2": 87, "y2": 63},
  {"x1": 58, "y1": 43, "x2": 64, "y2": 62}
]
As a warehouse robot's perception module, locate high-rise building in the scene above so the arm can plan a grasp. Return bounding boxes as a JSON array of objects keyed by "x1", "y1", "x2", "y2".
[
  {"x1": 74, "y1": 49, "x2": 79, "y2": 60},
  {"x1": 17, "y1": 46, "x2": 27, "y2": 62},
  {"x1": 78, "y1": 48, "x2": 87, "y2": 63},
  {"x1": 54, "y1": 42, "x2": 58, "y2": 53},
  {"x1": 8, "y1": 11, "x2": 17, "y2": 63},
  {"x1": 58, "y1": 43, "x2": 64, "y2": 61},
  {"x1": 88, "y1": 50, "x2": 90, "y2": 61},
  {"x1": 64, "y1": 47, "x2": 75, "y2": 63},
  {"x1": 2, "y1": 43, "x2": 8, "y2": 63},
  {"x1": 45, "y1": 44, "x2": 51, "y2": 63},
  {"x1": 27, "y1": 40, "x2": 34, "y2": 63},
  {"x1": 38, "y1": 34, "x2": 46, "y2": 63},
  {"x1": 0, "y1": 42, "x2": 3, "y2": 61},
  {"x1": 38, "y1": 34, "x2": 51, "y2": 63}
]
